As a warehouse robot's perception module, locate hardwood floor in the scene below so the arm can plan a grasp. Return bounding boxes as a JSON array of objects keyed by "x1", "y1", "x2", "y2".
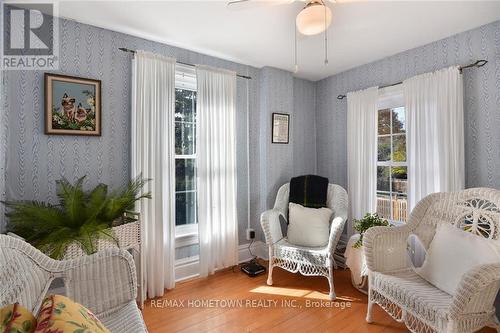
[{"x1": 142, "y1": 262, "x2": 495, "y2": 333}]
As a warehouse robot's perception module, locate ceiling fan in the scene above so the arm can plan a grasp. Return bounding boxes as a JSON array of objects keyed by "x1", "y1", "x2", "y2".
[{"x1": 227, "y1": 0, "x2": 336, "y2": 72}]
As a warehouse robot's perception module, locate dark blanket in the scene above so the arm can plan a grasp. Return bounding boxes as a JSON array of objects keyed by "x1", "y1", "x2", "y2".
[{"x1": 289, "y1": 175, "x2": 329, "y2": 208}]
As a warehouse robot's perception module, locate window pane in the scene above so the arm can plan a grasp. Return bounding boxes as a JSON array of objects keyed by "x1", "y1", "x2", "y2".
[
  {"x1": 392, "y1": 135, "x2": 406, "y2": 162},
  {"x1": 175, "y1": 158, "x2": 196, "y2": 192},
  {"x1": 378, "y1": 136, "x2": 391, "y2": 161},
  {"x1": 377, "y1": 166, "x2": 390, "y2": 192},
  {"x1": 175, "y1": 192, "x2": 196, "y2": 226},
  {"x1": 376, "y1": 192, "x2": 391, "y2": 221},
  {"x1": 378, "y1": 109, "x2": 391, "y2": 135},
  {"x1": 392, "y1": 107, "x2": 406, "y2": 134},
  {"x1": 175, "y1": 89, "x2": 196, "y2": 123},
  {"x1": 392, "y1": 166, "x2": 407, "y2": 194},
  {"x1": 175, "y1": 122, "x2": 195, "y2": 155}
]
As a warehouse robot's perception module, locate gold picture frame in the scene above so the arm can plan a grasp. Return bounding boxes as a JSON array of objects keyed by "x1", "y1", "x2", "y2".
[{"x1": 45, "y1": 73, "x2": 101, "y2": 136}]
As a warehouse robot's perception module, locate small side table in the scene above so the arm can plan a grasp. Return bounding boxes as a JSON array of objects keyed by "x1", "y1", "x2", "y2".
[{"x1": 344, "y1": 234, "x2": 368, "y2": 294}]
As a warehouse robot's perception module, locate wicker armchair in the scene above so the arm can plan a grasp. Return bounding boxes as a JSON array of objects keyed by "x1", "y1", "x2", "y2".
[
  {"x1": 0, "y1": 235, "x2": 147, "y2": 332},
  {"x1": 364, "y1": 188, "x2": 500, "y2": 333},
  {"x1": 260, "y1": 183, "x2": 348, "y2": 300}
]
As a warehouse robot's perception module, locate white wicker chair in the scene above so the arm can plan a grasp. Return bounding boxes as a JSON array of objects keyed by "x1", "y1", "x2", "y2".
[
  {"x1": 364, "y1": 188, "x2": 500, "y2": 333},
  {"x1": 260, "y1": 183, "x2": 348, "y2": 300},
  {"x1": 0, "y1": 235, "x2": 147, "y2": 333}
]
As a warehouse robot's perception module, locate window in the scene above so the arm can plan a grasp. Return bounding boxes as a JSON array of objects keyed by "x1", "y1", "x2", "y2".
[
  {"x1": 175, "y1": 66, "x2": 197, "y2": 236},
  {"x1": 376, "y1": 104, "x2": 408, "y2": 223}
]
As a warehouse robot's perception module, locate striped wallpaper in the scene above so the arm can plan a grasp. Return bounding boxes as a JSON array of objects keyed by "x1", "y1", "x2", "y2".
[
  {"x1": 316, "y1": 20, "x2": 500, "y2": 191},
  {"x1": 0, "y1": 18, "x2": 318, "y2": 244}
]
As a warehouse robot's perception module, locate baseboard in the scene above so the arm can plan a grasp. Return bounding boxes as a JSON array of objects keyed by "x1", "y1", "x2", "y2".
[
  {"x1": 238, "y1": 240, "x2": 267, "y2": 263},
  {"x1": 175, "y1": 255, "x2": 200, "y2": 282},
  {"x1": 174, "y1": 240, "x2": 267, "y2": 282}
]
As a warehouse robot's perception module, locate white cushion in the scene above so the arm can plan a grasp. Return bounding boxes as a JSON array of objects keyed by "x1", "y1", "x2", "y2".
[
  {"x1": 287, "y1": 203, "x2": 333, "y2": 247},
  {"x1": 414, "y1": 223, "x2": 500, "y2": 295}
]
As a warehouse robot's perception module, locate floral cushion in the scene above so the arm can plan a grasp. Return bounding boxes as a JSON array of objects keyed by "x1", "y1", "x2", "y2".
[
  {"x1": 0, "y1": 303, "x2": 37, "y2": 333},
  {"x1": 34, "y1": 295, "x2": 109, "y2": 333}
]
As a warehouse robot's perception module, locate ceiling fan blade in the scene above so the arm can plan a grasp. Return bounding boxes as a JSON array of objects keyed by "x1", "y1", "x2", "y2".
[
  {"x1": 227, "y1": 0, "x2": 295, "y2": 10},
  {"x1": 227, "y1": 0, "x2": 251, "y2": 5}
]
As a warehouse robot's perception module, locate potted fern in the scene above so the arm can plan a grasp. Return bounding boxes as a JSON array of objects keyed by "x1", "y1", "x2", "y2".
[
  {"x1": 352, "y1": 213, "x2": 390, "y2": 248},
  {"x1": 3, "y1": 176, "x2": 150, "y2": 259}
]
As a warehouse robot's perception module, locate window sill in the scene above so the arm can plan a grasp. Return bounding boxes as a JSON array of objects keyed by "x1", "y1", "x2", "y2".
[{"x1": 175, "y1": 225, "x2": 199, "y2": 248}]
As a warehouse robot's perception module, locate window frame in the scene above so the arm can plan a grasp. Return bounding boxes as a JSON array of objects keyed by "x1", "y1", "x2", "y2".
[
  {"x1": 174, "y1": 64, "x2": 198, "y2": 238},
  {"x1": 376, "y1": 85, "x2": 408, "y2": 224}
]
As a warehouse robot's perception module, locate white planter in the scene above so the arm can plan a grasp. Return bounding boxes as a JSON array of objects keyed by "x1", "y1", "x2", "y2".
[
  {"x1": 344, "y1": 233, "x2": 368, "y2": 294},
  {"x1": 62, "y1": 220, "x2": 140, "y2": 260}
]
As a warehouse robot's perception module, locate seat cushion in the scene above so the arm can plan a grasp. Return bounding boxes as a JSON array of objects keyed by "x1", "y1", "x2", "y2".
[
  {"x1": 98, "y1": 301, "x2": 147, "y2": 333},
  {"x1": 274, "y1": 238, "x2": 328, "y2": 266},
  {"x1": 35, "y1": 294, "x2": 110, "y2": 333},
  {"x1": 0, "y1": 303, "x2": 36, "y2": 333},
  {"x1": 372, "y1": 269, "x2": 453, "y2": 323}
]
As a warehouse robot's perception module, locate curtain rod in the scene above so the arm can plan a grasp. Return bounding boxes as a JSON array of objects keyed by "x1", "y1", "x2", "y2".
[
  {"x1": 119, "y1": 47, "x2": 252, "y2": 80},
  {"x1": 336, "y1": 59, "x2": 488, "y2": 100}
]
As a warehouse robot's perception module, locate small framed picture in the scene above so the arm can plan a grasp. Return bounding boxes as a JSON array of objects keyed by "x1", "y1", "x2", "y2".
[
  {"x1": 272, "y1": 113, "x2": 289, "y2": 144},
  {"x1": 45, "y1": 73, "x2": 101, "y2": 136}
]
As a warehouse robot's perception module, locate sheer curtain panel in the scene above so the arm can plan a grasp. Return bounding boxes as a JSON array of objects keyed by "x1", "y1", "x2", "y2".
[
  {"x1": 347, "y1": 87, "x2": 379, "y2": 236},
  {"x1": 131, "y1": 50, "x2": 176, "y2": 297},
  {"x1": 404, "y1": 66, "x2": 464, "y2": 210},
  {"x1": 196, "y1": 65, "x2": 238, "y2": 277}
]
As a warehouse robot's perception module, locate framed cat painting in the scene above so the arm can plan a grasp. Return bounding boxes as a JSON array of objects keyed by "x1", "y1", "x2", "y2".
[{"x1": 44, "y1": 73, "x2": 101, "y2": 136}]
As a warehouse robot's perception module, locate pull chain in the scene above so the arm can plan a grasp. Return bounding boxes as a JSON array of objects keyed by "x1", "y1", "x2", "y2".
[{"x1": 294, "y1": 23, "x2": 299, "y2": 73}]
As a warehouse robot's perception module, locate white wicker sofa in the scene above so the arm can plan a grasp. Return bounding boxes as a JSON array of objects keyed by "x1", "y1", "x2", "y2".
[
  {"x1": 364, "y1": 188, "x2": 500, "y2": 333},
  {"x1": 261, "y1": 183, "x2": 348, "y2": 300},
  {"x1": 0, "y1": 235, "x2": 147, "y2": 332}
]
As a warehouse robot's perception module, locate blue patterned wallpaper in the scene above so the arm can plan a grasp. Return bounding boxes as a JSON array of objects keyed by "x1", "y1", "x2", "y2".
[
  {"x1": 293, "y1": 78, "x2": 317, "y2": 176},
  {"x1": 1, "y1": 18, "x2": 317, "y2": 244},
  {"x1": 3, "y1": 15, "x2": 496, "y2": 243},
  {"x1": 259, "y1": 67, "x2": 294, "y2": 212},
  {"x1": 0, "y1": 70, "x2": 6, "y2": 232},
  {"x1": 253, "y1": 68, "x2": 318, "y2": 240},
  {"x1": 316, "y1": 20, "x2": 500, "y2": 191},
  {"x1": 1, "y1": 18, "x2": 263, "y2": 242}
]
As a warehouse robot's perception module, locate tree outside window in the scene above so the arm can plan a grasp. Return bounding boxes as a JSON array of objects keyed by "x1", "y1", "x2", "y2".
[{"x1": 376, "y1": 107, "x2": 408, "y2": 223}]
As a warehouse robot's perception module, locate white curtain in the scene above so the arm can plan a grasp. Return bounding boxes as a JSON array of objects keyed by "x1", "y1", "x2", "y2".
[
  {"x1": 347, "y1": 87, "x2": 379, "y2": 236},
  {"x1": 131, "y1": 50, "x2": 176, "y2": 297},
  {"x1": 196, "y1": 65, "x2": 238, "y2": 277},
  {"x1": 404, "y1": 66, "x2": 464, "y2": 210}
]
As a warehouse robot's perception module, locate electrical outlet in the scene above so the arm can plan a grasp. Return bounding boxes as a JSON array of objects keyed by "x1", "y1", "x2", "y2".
[{"x1": 246, "y1": 228, "x2": 255, "y2": 241}]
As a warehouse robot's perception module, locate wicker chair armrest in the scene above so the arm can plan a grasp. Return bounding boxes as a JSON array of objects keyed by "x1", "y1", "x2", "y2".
[
  {"x1": 60, "y1": 248, "x2": 137, "y2": 316},
  {"x1": 327, "y1": 215, "x2": 347, "y2": 255},
  {"x1": 363, "y1": 225, "x2": 411, "y2": 273},
  {"x1": 261, "y1": 209, "x2": 285, "y2": 245},
  {"x1": 449, "y1": 263, "x2": 500, "y2": 317}
]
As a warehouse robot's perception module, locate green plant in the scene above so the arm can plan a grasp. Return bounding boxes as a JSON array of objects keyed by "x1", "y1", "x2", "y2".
[
  {"x1": 352, "y1": 213, "x2": 390, "y2": 248},
  {"x1": 3, "y1": 176, "x2": 151, "y2": 259}
]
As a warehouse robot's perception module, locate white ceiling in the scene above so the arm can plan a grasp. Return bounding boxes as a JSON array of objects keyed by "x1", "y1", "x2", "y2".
[{"x1": 57, "y1": 0, "x2": 500, "y2": 81}]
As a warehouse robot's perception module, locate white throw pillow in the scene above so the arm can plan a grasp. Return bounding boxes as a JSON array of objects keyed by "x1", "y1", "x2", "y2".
[
  {"x1": 287, "y1": 203, "x2": 333, "y2": 247},
  {"x1": 414, "y1": 223, "x2": 500, "y2": 296}
]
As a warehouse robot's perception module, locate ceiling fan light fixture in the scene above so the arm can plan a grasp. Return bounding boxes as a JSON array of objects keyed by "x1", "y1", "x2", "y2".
[{"x1": 296, "y1": 1, "x2": 332, "y2": 36}]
